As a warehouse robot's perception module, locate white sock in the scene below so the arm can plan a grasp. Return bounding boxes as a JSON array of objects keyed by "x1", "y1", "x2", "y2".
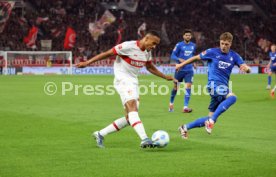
[
  {"x1": 99, "y1": 117, "x2": 129, "y2": 136},
  {"x1": 128, "y1": 111, "x2": 148, "y2": 140}
]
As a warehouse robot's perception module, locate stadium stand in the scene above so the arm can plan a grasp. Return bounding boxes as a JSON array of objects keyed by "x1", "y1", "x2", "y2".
[{"x1": 0, "y1": 0, "x2": 275, "y2": 64}]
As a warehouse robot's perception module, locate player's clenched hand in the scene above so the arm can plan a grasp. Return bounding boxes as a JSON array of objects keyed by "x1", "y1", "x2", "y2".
[
  {"x1": 240, "y1": 65, "x2": 251, "y2": 73},
  {"x1": 175, "y1": 63, "x2": 182, "y2": 71},
  {"x1": 165, "y1": 75, "x2": 177, "y2": 82},
  {"x1": 164, "y1": 75, "x2": 173, "y2": 81},
  {"x1": 76, "y1": 61, "x2": 89, "y2": 68}
]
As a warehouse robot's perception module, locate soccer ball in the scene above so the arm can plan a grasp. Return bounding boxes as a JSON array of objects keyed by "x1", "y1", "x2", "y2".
[{"x1": 151, "y1": 130, "x2": 170, "y2": 148}]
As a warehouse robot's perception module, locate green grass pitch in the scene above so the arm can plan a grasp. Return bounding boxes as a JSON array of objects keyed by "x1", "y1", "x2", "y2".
[{"x1": 0, "y1": 74, "x2": 275, "y2": 177}]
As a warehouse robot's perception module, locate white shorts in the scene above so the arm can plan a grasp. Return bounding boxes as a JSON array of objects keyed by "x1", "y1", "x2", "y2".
[{"x1": 114, "y1": 78, "x2": 139, "y2": 106}]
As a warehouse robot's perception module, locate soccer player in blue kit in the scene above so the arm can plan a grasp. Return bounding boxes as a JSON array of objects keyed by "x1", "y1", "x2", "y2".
[
  {"x1": 169, "y1": 29, "x2": 196, "y2": 113},
  {"x1": 266, "y1": 44, "x2": 276, "y2": 90},
  {"x1": 175, "y1": 32, "x2": 251, "y2": 139}
]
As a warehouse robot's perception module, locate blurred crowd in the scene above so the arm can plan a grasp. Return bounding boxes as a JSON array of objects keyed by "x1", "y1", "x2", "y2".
[{"x1": 0, "y1": 0, "x2": 275, "y2": 64}]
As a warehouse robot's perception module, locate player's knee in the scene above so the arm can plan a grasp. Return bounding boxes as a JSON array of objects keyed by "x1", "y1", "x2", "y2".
[
  {"x1": 268, "y1": 72, "x2": 272, "y2": 76},
  {"x1": 173, "y1": 84, "x2": 178, "y2": 90},
  {"x1": 227, "y1": 93, "x2": 237, "y2": 102},
  {"x1": 185, "y1": 83, "x2": 192, "y2": 89},
  {"x1": 125, "y1": 99, "x2": 138, "y2": 112},
  {"x1": 136, "y1": 99, "x2": 140, "y2": 110},
  {"x1": 125, "y1": 115, "x2": 130, "y2": 125}
]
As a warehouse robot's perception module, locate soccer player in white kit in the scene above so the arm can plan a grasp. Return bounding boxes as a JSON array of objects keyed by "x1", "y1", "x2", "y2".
[{"x1": 76, "y1": 31, "x2": 174, "y2": 148}]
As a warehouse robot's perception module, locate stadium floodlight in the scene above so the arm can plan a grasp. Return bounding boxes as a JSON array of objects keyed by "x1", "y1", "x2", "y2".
[{"x1": 1, "y1": 51, "x2": 72, "y2": 75}]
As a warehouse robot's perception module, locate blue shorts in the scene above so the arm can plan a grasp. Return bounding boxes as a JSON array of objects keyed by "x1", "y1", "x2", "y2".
[
  {"x1": 207, "y1": 83, "x2": 230, "y2": 112},
  {"x1": 174, "y1": 70, "x2": 194, "y2": 83},
  {"x1": 270, "y1": 66, "x2": 276, "y2": 72}
]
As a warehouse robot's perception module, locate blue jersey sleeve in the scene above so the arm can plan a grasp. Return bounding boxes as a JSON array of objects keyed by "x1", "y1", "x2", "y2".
[
  {"x1": 193, "y1": 44, "x2": 197, "y2": 55},
  {"x1": 171, "y1": 43, "x2": 181, "y2": 61},
  {"x1": 199, "y1": 49, "x2": 215, "y2": 61},
  {"x1": 233, "y1": 52, "x2": 245, "y2": 66}
]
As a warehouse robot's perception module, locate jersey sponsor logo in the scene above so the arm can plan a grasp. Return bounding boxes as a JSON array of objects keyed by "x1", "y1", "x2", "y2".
[
  {"x1": 218, "y1": 61, "x2": 231, "y2": 69},
  {"x1": 118, "y1": 44, "x2": 123, "y2": 50},
  {"x1": 184, "y1": 51, "x2": 193, "y2": 56},
  {"x1": 130, "y1": 60, "x2": 145, "y2": 67},
  {"x1": 121, "y1": 56, "x2": 146, "y2": 68}
]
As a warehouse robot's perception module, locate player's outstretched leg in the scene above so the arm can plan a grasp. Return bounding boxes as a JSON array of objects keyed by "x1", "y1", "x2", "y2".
[
  {"x1": 93, "y1": 117, "x2": 129, "y2": 148},
  {"x1": 267, "y1": 72, "x2": 272, "y2": 89},
  {"x1": 93, "y1": 131, "x2": 105, "y2": 148},
  {"x1": 271, "y1": 85, "x2": 276, "y2": 98},
  {"x1": 179, "y1": 116, "x2": 209, "y2": 139},
  {"x1": 140, "y1": 138, "x2": 155, "y2": 148},
  {"x1": 169, "y1": 87, "x2": 178, "y2": 112},
  {"x1": 183, "y1": 87, "x2": 192, "y2": 113},
  {"x1": 128, "y1": 111, "x2": 154, "y2": 148},
  {"x1": 178, "y1": 125, "x2": 188, "y2": 139},
  {"x1": 206, "y1": 95, "x2": 237, "y2": 134}
]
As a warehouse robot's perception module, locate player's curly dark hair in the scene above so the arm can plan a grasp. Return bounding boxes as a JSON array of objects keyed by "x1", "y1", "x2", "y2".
[{"x1": 183, "y1": 29, "x2": 192, "y2": 35}]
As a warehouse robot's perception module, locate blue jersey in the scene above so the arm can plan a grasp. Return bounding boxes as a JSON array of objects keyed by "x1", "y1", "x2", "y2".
[
  {"x1": 171, "y1": 41, "x2": 196, "y2": 71},
  {"x1": 199, "y1": 48, "x2": 245, "y2": 86},
  {"x1": 269, "y1": 52, "x2": 276, "y2": 66}
]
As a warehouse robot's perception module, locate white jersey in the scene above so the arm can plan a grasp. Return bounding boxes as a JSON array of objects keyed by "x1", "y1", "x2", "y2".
[{"x1": 112, "y1": 40, "x2": 152, "y2": 81}]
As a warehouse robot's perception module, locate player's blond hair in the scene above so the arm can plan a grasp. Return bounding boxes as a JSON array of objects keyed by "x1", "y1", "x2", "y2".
[{"x1": 220, "y1": 32, "x2": 233, "y2": 42}]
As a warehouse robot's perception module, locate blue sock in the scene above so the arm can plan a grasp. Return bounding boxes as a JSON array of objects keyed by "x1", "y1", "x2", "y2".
[
  {"x1": 211, "y1": 96, "x2": 237, "y2": 122},
  {"x1": 268, "y1": 76, "x2": 271, "y2": 85},
  {"x1": 186, "y1": 116, "x2": 209, "y2": 130},
  {"x1": 184, "y1": 88, "x2": 191, "y2": 107},
  {"x1": 170, "y1": 89, "x2": 177, "y2": 104}
]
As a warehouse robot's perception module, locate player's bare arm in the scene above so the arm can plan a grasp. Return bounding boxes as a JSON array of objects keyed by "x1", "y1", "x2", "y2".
[
  {"x1": 239, "y1": 64, "x2": 251, "y2": 73},
  {"x1": 175, "y1": 55, "x2": 201, "y2": 70},
  {"x1": 76, "y1": 49, "x2": 115, "y2": 68},
  {"x1": 145, "y1": 62, "x2": 174, "y2": 81}
]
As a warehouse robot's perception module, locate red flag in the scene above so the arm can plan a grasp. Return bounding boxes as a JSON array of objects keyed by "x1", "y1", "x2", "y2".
[
  {"x1": 116, "y1": 28, "x2": 123, "y2": 45},
  {"x1": 88, "y1": 10, "x2": 116, "y2": 41},
  {"x1": 23, "y1": 26, "x2": 38, "y2": 48},
  {"x1": 116, "y1": 11, "x2": 124, "y2": 45},
  {"x1": 0, "y1": 1, "x2": 15, "y2": 33},
  {"x1": 64, "y1": 27, "x2": 76, "y2": 49}
]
